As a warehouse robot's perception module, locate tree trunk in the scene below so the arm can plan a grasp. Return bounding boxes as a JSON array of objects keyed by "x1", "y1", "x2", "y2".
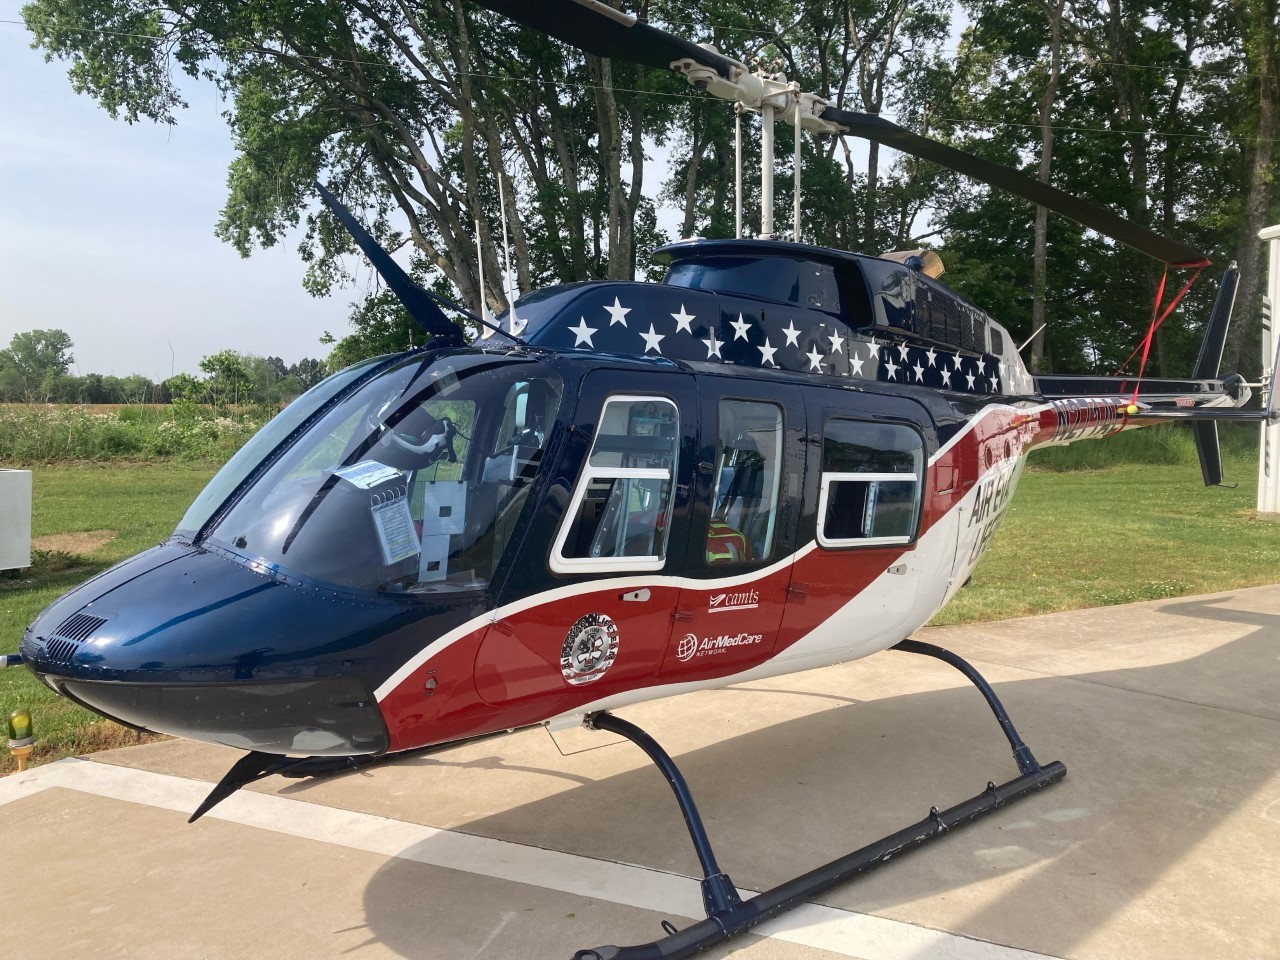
[
  {"x1": 1030, "y1": 0, "x2": 1065, "y2": 374},
  {"x1": 1225, "y1": 0, "x2": 1279, "y2": 378}
]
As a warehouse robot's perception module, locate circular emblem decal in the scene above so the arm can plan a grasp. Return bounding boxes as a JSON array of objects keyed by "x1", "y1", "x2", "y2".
[
  {"x1": 560, "y1": 613, "x2": 620, "y2": 686},
  {"x1": 676, "y1": 633, "x2": 699, "y2": 662}
]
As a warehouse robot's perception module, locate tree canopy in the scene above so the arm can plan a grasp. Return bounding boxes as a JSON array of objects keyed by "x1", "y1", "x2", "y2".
[{"x1": 22, "y1": 0, "x2": 1280, "y2": 376}]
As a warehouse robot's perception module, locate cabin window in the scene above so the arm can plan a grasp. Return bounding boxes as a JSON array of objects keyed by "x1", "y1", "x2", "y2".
[
  {"x1": 706, "y1": 400, "x2": 784, "y2": 565},
  {"x1": 552, "y1": 396, "x2": 679, "y2": 573},
  {"x1": 818, "y1": 419, "x2": 923, "y2": 548},
  {"x1": 665, "y1": 256, "x2": 842, "y2": 315}
]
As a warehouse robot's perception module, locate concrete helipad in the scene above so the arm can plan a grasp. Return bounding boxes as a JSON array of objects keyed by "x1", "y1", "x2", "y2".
[{"x1": 3, "y1": 585, "x2": 1278, "y2": 960}]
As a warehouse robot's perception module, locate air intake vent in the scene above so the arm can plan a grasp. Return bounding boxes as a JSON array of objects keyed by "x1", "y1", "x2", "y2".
[
  {"x1": 55, "y1": 612, "x2": 108, "y2": 643},
  {"x1": 40, "y1": 612, "x2": 110, "y2": 664},
  {"x1": 46, "y1": 637, "x2": 81, "y2": 663}
]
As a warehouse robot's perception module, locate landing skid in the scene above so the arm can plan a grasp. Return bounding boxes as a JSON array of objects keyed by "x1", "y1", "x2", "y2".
[{"x1": 573, "y1": 639, "x2": 1067, "y2": 960}]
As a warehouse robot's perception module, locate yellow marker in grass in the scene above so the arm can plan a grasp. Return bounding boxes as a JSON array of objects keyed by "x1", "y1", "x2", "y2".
[{"x1": 7, "y1": 707, "x2": 36, "y2": 772}]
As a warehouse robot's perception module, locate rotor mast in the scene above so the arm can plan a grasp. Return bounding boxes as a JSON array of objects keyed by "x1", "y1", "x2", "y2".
[{"x1": 671, "y1": 49, "x2": 844, "y2": 241}]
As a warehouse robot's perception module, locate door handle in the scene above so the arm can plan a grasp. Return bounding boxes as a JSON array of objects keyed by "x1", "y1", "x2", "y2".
[
  {"x1": 621, "y1": 588, "x2": 651, "y2": 602},
  {"x1": 672, "y1": 610, "x2": 695, "y2": 622}
]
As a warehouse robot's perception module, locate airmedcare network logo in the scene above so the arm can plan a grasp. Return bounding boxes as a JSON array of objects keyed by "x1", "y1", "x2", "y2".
[{"x1": 676, "y1": 631, "x2": 764, "y2": 662}]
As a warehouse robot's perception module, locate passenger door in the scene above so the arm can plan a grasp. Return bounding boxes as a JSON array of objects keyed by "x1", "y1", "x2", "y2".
[{"x1": 658, "y1": 378, "x2": 805, "y2": 680}]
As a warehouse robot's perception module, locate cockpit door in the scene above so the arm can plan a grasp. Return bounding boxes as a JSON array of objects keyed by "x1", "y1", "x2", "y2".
[{"x1": 658, "y1": 378, "x2": 805, "y2": 680}]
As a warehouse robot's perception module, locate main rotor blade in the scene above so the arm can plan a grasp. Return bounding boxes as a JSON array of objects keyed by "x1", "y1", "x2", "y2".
[
  {"x1": 820, "y1": 108, "x2": 1209, "y2": 267},
  {"x1": 315, "y1": 182, "x2": 462, "y2": 341},
  {"x1": 470, "y1": 0, "x2": 738, "y2": 78}
]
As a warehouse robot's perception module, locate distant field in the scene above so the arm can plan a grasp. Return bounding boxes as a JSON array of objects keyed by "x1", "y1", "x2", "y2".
[
  {"x1": 0, "y1": 403, "x2": 267, "y2": 462},
  {"x1": 0, "y1": 455, "x2": 1275, "y2": 773}
]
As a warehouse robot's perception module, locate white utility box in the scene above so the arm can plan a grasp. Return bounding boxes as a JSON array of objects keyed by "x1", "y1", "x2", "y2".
[{"x1": 0, "y1": 469, "x2": 33, "y2": 570}]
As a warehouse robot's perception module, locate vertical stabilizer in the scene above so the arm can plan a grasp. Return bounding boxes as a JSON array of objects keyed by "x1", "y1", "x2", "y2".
[{"x1": 1192, "y1": 264, "x2": 1240, "y2": 486}]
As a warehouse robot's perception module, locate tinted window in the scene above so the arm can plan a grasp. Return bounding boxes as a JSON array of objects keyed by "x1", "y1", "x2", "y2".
[
  {"x1": 554, "y1": 396, "x2": 679, "y2": 572},
  {"x1": 706, "y1": 400, "x2": 783, "y2": 564},
  {"x1": 177, "y1": 356, "x2": 387, "y2": 535},
  {"x1": 819, "y1": 420, "x2": 923, "y2": 547},
  {"x1": 666, "y1": 257, "x2": 841, "y2": 315},
  {"x1": 207, "y1": 355, "x2": 563, "y2": 594}
]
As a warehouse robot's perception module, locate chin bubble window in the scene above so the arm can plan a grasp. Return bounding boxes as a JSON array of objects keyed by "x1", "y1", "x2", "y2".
[
  {"x1": 552, "y1": 396, "x2": 679, "y2": 573},
  {"x1": 205, "y1": 354, "x2": 563, "y2": 594},
  {"x1": 818, "y1": 419, "x2": 923, "y2": 548}
]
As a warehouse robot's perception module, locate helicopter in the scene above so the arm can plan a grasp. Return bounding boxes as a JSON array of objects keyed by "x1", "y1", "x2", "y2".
[{"x1": 7, "y1": 2, "x2": 1279, "y2": 959}]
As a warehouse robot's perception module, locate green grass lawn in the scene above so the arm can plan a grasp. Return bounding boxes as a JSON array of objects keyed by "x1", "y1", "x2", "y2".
[
  {"x1": 1, "y1": 457, "x2": 1276, "y2": 773},
  {"x1": 1, "y1": 463, "x2": 217, "y2": 773},
  {"x1": 932, "y1": 458, "x2": 1279, "y2": 624}
]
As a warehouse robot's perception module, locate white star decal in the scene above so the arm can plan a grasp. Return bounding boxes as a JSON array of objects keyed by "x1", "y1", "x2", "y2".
[
  {"x1": 828, "y1": 333, "x2": 844, "y2": 353},
  {"x1": 976, "y1": 357, "x2": 987, "y2": 375},
  {"x1": 849, "y1": 351, "x2": 866, "y2": 377},
  {"x1": 731, "y1": 314, "x2": 752, "y2": 341},
  {"x1": 940, "y1": 365, "x2": 953, "y2": 387},
  {"x1": 671, "y1": 304, "x2": 695, "y2": 334},
  {"x1": 806, "y1": 346, "x2": 825, "y2": 371},
  {"x1": 702, "y1": 330, "x2": 723, "y2": 359},
  {"x1": 925, "y1": 346, "x2": 937, "y2": 367},
  {"x1": 639, "y1": 323, "x2": 665, "y2": 354},
  {"x1": 897, "y1": 342, "x2": 910, "y2": 361},
  {"x1": 990, "y1": 376, "x2": 1000, "y2": 393},
  {"x1": 864, "y1": 339, "x2": 880, "y2": 358},
  {"x1": 913, "y1": 362, "x2": 925, "y2": 382},
  {"x1": 966, "y1": 370, "x2": 977, "y2": 390},
  {"x1": 568, "y1": 316, "x2": 597, "y2": 348},
  {"x1": 884, "y1": 357, "x2": 900, "y2": 380},
  {"x1": 757, "y1": 338, "x2": 778, "y2": 367},
  {"x1": 604, "y1": 297, "x2": 631, "y2": 327},
  {"x1": 782, "y1": 320, "x2": 801, "y2": 347}
]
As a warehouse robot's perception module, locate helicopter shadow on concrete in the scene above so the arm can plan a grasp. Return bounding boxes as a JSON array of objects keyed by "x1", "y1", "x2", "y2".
[{"x1": 343, "y1": 592, "x2": 1278, "y2": 960}]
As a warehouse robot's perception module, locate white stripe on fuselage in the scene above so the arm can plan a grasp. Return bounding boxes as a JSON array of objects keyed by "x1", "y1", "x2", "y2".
[{"x1": 377, "y1": 404, "x2": 1037, "y2": 705}]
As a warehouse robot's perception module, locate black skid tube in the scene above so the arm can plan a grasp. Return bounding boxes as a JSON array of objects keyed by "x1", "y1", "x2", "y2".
[
  {"x1": 572, "y1": 762, "x2": 1065, "y2": 960},
  {"x1": 574, "y1": 641, "x2": 1067, "y2": 960}
]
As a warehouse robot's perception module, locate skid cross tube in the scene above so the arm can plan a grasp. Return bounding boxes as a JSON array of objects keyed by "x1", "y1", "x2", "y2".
[{"x1": 574, "y1": 644, "x2": 1066, "y2": 960}]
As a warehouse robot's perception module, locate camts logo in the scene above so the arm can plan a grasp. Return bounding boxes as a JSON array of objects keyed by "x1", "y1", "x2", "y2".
[
  {"x1": 676, "y1": 631, "x2": 764, "y2": 662},
  {"x1": 707, "y1": 588, "x2": 759, "y2": 613}
]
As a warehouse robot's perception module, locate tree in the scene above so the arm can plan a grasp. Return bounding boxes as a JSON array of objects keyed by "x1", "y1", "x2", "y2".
[
  {"x1": 22, "y1": 0, "x2": 681, "y2": 328},
  {"x1": 1224, "y1": 0, "x2": 1280, "y2": 378},
  {"x1": 198, "y1": 350, "x2": 252, "y2": 410},
  {"x1": 289, "y1": 358, "x2": 327, "y2": 390},
  {"x1": 0, "y1": 329, "x2": 74, "y2": 400}
]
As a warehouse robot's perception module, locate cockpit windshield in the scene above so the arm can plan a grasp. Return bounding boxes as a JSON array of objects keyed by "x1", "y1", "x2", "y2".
[{"x1": 205, "y1": 354, "x2": 564, "y2": 595}]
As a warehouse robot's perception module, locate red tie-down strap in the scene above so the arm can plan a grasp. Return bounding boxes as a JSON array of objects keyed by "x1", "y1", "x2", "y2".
[{"x1": 1114, "y1": 263, "x2": 1205, "y2": 405}]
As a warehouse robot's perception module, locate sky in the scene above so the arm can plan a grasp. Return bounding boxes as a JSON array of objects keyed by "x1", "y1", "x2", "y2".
[{"x1": 0, "y1": 19, "x2": 354, "y2": 380}]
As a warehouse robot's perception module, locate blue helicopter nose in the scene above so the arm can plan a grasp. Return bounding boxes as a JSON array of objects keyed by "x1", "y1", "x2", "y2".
[{"x1": 18, "y1": 540, "x2": 463, "y2": 756}]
